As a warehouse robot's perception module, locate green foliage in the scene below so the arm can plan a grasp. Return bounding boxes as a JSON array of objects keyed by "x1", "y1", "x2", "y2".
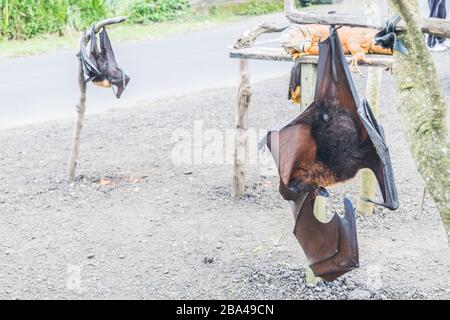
[
  {"x1": 129, "y1": 0, "x2": 190, "y2": 24},
  {"x1": 212, "y1": 0, "x2": 284, "y2": 17},
  {"x1": 0, "y1": 0, "x2": 109, "y2": 40},
  {"x1": 67, "y1": 0, "x2": 108, "y2": 30},
  {"x1": 0, "y1": 0, "x2": 68, "y2": 40},
  {"x1": 0, "y1": 0, "x2": 284, "y2": 41}
]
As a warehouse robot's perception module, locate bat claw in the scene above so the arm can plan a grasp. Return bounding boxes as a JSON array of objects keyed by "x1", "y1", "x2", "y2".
[{"x1": 317, "y1": 187, "x2": 330, "y2": 198}]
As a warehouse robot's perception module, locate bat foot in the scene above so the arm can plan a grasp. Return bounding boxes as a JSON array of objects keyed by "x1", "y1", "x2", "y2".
[
  {"x1": 287, "y1": 181, "x2": 314, "y2": 194},
  {"x1": 317, "y1": 187, "x2": 330, "y2": 198}
]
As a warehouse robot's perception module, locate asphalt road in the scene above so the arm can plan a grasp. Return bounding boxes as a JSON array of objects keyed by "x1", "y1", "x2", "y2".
[
  {"x1": 0, "y1": 1, "x2": 433, "y2": 128},
  {"x1": 0, "y1": 13, "x2": 294, "y2": 129}
]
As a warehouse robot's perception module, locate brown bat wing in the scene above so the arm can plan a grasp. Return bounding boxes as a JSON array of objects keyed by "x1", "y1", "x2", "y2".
[
  {"x1": 358, "y1": 99, "x2": 399, "y2": 209},
  {"x1": 79, "y1": 26, "x2": 101, "y2": 83},
  {"x1": 99, "y1": 28, "x2": 130, "y2": 99},
  {"x1": 266, "y1": 120, "x2": 315, "y2": 187},
  {"x1": 305, "y1": 198, "x2": 359, "y2": 281},
  {"x1": 278, "y1": 182, "x2": 359, "y2": 282},
  {"x1": 79, "y1": 26, "x2": 130, "y2": 99},
  {"x1": 262, "y1": 26, "x2": 398, "y2": 281}
]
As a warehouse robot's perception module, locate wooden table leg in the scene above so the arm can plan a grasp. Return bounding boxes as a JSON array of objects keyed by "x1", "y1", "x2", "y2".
[
  {"x1": 299, "y1": 63, "x2": 325, "y2": 285},
  {"x1": 356, "y1": 67, "x2": 382, "y2": 216},
  {"x1": 233, "y1": 59, "x2": 252, "y2": 198}
]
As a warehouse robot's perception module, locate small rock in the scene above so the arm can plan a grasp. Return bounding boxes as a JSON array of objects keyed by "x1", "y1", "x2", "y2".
[
  {"x1": 203, "y1": 257, "x2": 214, "y2": 264},
  {"x1": 119, "y1": 255, "x2": 126, "y2": 259},
  {"x1": 87, "y1": 254, "x2": 95, "y2": 259},
  {"x1": 183, "y1": 171, "x2": 193, "y2": 175},
  {"x1": 349, "y1": 289, "x2": 372, "y2": 300}
]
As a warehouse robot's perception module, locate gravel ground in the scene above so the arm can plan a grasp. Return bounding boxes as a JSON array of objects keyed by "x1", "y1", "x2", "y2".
[{"x1": 1, "y1": 52, "x2": 450, "y2": 300}]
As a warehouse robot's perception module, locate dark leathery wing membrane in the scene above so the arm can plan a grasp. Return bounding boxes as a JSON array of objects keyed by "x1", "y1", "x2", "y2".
[
  {"x1": 79, "y1": 26, "x2": 130, "y2": 99},
  {"x1": 263, "y1": 26, "x2": 398, "y2": 281}
]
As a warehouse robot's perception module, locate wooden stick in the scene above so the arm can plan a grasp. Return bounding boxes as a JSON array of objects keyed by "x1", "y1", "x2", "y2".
[
  {"x1": 300, "y1": 64, "x2": 317, "y2": 110},
  {"x1": 232, "y1": 23, "x2": 284, "y2": 198},
  {"x1": 357, "y1": 0, "x2": 382, "y2": 214},
  {"x1": 233, "y1": 59, "x2": 252, "y2": 198},
  {"x1": 233, "y1": 23, "x2": 288, "y2": 49},
  {"x1": 67, "y1": 17, "x2": 126, "y2": 180},
  {"x1": 68, "y1": 59, "x2": 87, "y2": 180},
  {"x1": 284, "y1": 0, "x2": 450, "y2": 38},
  {"x1": 417, "y1": 187, "x2": 427, "y2": 221},
  {"x1": 83, "y1": 17, "x2": 127, "y2": 42},
  {"x1": 356, "y1": 69, "x2": 382, "y2": 216},
  {"x1": 230, "y1": 47, "x2": 393, "y2": 68}
]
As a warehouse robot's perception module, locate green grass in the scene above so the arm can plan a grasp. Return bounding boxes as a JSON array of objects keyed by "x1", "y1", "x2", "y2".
[{"x1": 0, "y1": 0, "x2": 285, "y2": 59}]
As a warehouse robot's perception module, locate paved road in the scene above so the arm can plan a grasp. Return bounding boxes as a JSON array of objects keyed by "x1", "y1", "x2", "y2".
[
  {"x1": 0, "y1": 1, "x2": 432, "y2": 128},
  {"x1": 0, "y1": 13, "x2": 295, "y2": 128}
]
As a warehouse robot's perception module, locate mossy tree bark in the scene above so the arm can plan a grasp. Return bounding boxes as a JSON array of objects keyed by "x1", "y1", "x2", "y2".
[{"x1": 388, "y1": 0, "x2": 450, "y2": 241}]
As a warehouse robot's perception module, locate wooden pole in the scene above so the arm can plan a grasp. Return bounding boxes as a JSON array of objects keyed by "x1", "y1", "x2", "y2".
[
  {"x1": 300, "y1": 63, "x2": 317, "y2": 111},
  {"x1": 356, "y1": 73, "x2": 382, "y2": 216},
  {"x1": 233, "y1": 23, "x2": 288, "y2": 49},
  {"x1": 67, "y1": 17, "x2": 126, "y2": 180},
  {"x1": 230, "y1": 47, "x2": 393, "y2": 68},
  {"x1": 356, "y1": 0, "x2": 383, "y2": 216},
  {"x1": 68, "y1": 59, "x2": 87, "y2": 180},
  {"x1": 283, "y1": 0, "x2": 450, "y2": 38},
  {"x1": 233, "y1": 59, "x2": 252, "y2": 197},
  {"x1": 299, "y1": 63, "x2": 324, "y2": 285}
]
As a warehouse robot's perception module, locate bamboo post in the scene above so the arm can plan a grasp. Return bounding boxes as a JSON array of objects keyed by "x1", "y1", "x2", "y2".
[
  {"x1": 67, "y1": 17, "x2": 126, "y2": 180},
  {"x1": 233, "y1": 59, "x2": 252, "y2": 197}
]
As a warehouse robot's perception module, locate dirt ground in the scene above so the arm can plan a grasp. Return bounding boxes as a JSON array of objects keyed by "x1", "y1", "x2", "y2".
[{"x1": 1, "y1": 51, "x2": 450, "y2": 300}]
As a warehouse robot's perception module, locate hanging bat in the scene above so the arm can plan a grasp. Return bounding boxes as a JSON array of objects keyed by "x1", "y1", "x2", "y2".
[
  {"x1": 289, "y1": 62, "x2": 302, "y2": 105},
  {"x1": 79, "y1": 25, "x2": 130, "y2": 99},
  {"x1": 263, "y1": 26, "x2": 399, "y2": 281}
]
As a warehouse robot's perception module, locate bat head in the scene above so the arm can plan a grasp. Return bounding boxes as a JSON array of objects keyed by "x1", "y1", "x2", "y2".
[{"x1": 311, "y1": 103, "x2": 366, "y2": 182}]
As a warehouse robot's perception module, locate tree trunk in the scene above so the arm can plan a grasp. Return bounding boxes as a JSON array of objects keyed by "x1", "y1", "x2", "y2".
[{"x1": 388, "y1": 0, "x2": 450, "y2": 241}]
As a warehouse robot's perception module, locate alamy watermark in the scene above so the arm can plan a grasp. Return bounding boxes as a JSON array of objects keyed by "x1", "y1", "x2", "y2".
[{"x1": 170, "y1": 121, "x2": 277, "y2": 176}]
